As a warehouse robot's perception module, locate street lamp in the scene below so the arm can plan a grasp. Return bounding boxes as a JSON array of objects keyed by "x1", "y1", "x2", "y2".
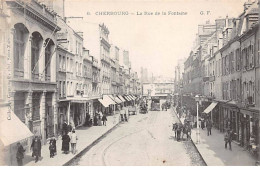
[{"x1": 195, "y1": 94, "x2": 201, "y2": 144}]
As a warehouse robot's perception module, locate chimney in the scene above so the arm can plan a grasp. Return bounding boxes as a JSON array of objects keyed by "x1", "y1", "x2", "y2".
[
  {"x1": 225, "y1": 15, "x2": 229, "y2": 27},
  {"x1": 244, "y1": 0, "x2": 253, "y2": 11}
]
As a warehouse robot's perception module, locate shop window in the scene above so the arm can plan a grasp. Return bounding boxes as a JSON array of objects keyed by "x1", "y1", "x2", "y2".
[
  {"x1": 14, "y1": 92, "x2": 26, "y2": 122},
  {"x1": 32, "y1": 92, "x2": 41, "y2": 121}
]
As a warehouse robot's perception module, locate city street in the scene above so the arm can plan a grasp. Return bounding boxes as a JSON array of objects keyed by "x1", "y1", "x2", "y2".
[{"x1": 70, "y1": 109, "x2": 205, "y2": 166}]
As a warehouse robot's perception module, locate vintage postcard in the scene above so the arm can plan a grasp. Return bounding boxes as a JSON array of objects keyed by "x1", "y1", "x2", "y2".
[{"x1": 0, "y1": 0, "x2": 259, "y2": 166}]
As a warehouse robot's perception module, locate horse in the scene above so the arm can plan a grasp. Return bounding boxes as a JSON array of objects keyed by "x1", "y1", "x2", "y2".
[{"x1": 182, "y1": 123, "x2": 191, "y2": 140}]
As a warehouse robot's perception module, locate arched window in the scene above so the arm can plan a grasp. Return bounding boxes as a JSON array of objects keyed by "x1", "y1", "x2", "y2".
[
  {"x1": 31, "y1": 32, "x2": 43, "y2": 80},
  {"x1": 45, "y1": 38, "x2": 54, "y2": 81},
  {"x1": 14, "y1": 23, "x2": 29, "y2": 78}
]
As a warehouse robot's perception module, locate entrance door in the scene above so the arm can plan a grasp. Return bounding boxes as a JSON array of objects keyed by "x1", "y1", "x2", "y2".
[{"x1": 45, "y1": 93, "x2": 54, "y2": 138}]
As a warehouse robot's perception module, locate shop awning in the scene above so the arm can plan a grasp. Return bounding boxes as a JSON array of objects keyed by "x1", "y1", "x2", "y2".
[
  {"x1": 151, "y1": 94, "x2": 168, "y2": 97},
  {"x1": 0, "y1": 107, "x2": 34, "y2": 146},
  {"x1": 128, "y1": 95, "x2": 134, "y2": 100},
  {"x1": 129, "y1": 95, "x2": 134, "y2": 100},
  {"x1": 124, "y1": 95, "x2": 131, "y2": 101},
  {"x1": 126, "y1": 95, "x2": 132, "y2": 100},
  {"x1": 104, "y1": 95, "x2": 116, "y2": 105},
  {"x1": 114, "y1": 96, "x2": 123, "y2": 103},
  {"x1": 108, "y1": 95, "x2": 122, "y2": 104},
  {"x1": 203, "y1": 102, "x2": 218, "y2": 114},
  {"x1": 118, "y1": 95, "x2": 126, "y2": 102},
  {"x1": 98, "y1": 98, "x2": 110, "y2": 107},
  {"x1": 131, "y1": 95, "x2": 137, "y2": 100}
]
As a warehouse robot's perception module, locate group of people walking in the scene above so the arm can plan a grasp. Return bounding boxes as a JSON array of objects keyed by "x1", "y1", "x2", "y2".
[
  {"x1": 16, "y1": 124, "x2": 79, "y2": 166},
  {"x1": 93, "y1": 111, "x2": 107, "y2": 126},
  {"x1": 174, "y1": 104, "x2": 234, "y2": 151},
  {"x1": 62, "y1": 123, "x2": 78, "y2": 155}
]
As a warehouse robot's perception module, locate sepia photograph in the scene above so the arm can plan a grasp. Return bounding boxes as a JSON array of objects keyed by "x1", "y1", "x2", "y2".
[{"x1": 0, "y1": 0, "x2": 259, "y2": 166}]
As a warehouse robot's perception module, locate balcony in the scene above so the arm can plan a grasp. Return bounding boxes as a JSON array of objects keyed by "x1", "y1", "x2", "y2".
[{"x1": 101, "y1": 55, "x2": 110, "y2": 64}]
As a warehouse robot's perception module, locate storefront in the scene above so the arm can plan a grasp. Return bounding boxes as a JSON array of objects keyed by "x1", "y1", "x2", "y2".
[
  {"x1": 0, "y1": 106, "x2": 34, "y2": 165},
  {"x1": 240, "y1": 108, "x2": 259, "y2": 149},
  {"x1": 57, "y1": 101, "x2": 68, "y2": 136}
]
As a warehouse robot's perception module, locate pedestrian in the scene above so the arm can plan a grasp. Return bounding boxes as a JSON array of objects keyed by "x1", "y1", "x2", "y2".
[
  {"x1": 102, "y1": 114, "x2": 107, "y2": 126},
  {"x1": 94, "y1": 114, "x2": 98, "y2": 126},
  {"x1": 67, "y1": 123, "x2": 73, "y2": 133},
  {"x1": 62, "y1": 133, "x2": 70, "y2": 154},
  {"x1": 49, "y1": 140, "x2": 55, "y2": 158},
  {"x1": 62, "y1": 122, "x2": 68, "y2": 135},
  {"x1": 31, "y1": 136, "x2": 41, "y2": 163},
  {"x1": 84, "y1": 113, "x2": 90, "y2": 126},
  {"x1": 224, "y1": 129, "x2": 232, "y2": 150},
  {"x1": 98, "y1": 115, "x2": 102, "y2": 126},
  {"x1": 198, "y1": 118, "x2": 201, "y2": 128},
  {"x1": 206, "y1": 120, "x2": 212, "y2": 136},
  {"x1": 120, "y1": 108, "x2": 124, "y2": 121},
  {"x1": 201, "y1": 118, "x2": 205, "y2": 130},
  {"x1": 16, "y1": 142, "x2": 25, "y2": 166},
  {"x1": 124, "y1": 112, "x2": 128, "y2": 122},
  {"x1": 52, "y1": 137, "x2": 57, "y2": 155},
  {"x1": 70, "y1": 130, "x2": 78, "y2": 154}
]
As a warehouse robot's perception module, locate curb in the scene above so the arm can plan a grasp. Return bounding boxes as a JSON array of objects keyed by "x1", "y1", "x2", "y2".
[
  {"x1": 171, "y1": 107, "x2": 207, "y2": 166},
  {"x1": 63, "y1": 120, "x2": 121, "y2": 166}
]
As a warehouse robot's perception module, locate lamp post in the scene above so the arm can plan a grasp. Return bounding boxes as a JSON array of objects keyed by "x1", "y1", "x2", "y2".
[{"x1": 195, "y1": 94, "x2": 201, "y2": 144}]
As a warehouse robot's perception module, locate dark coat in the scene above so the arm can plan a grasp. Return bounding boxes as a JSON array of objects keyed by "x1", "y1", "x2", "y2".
[
  {"x1": 201, "y1": 120, "x2": 205, "y2": 128},
  {"x1": 102, "y1": 115, "x2": 107, "y2": 121},
  {"x1": 224, "y1": 132, "x2": 232, "y2": 142},
  {"x1": 62, "y1": 123, "x2": 68, "y2": 133},
  {"x1": 67, "y1": 125, "x2": 73, "y2": 133},
  {"x1": 51, "y1": 138, "x2": 57, "y2": 153},
  {"x1": 16, "y1": 145, "x2": 25, "y2": 159},
  {"x1": 31, "y1": 138, "x2": 41, "y2": 157},
  {"x1": 206, "y1": 121, "x2": 212, "y2": 129},
  {"x1": 62, "y1": 134, "x2": 70, "y2": 152},
  {"x1": 49, "y1": 141, "x2": 55, "y2": 153}
]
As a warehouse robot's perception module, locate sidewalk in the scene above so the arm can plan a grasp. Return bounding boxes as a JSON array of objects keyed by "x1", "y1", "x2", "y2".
[
  {"x1": 21, "y1": 114, "x2": 120, "y2": 166},
  {"x1": 173, "y1": 107, "x2": 256, "y2": 166}
]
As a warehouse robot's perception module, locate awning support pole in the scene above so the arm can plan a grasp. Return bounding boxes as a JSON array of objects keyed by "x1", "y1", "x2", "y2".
[{"x1": 67, "y1": 102, "x2": 70, "y2": 124}]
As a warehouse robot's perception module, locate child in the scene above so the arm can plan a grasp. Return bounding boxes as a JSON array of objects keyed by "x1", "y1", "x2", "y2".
[{"x1": 49, "y1": 140, "x2": 55, "y2": 158}]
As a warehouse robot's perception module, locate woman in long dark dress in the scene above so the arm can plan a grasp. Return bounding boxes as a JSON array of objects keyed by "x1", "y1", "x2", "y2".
[
  {"x1": 62, "y1": 133, "x2": 70, "y2": 154},
  {"x1": 201, "y1": 119, "x2": 205, "y2": 129}
]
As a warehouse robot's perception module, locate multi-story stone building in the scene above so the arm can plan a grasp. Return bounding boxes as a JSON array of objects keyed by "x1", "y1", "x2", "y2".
[
  {"x1": 90, "y1": 55, "x2": 101, "y2": 114},
  {"x1": 110, "y1": 45, "x2": 120, "y2": 95},
  {"x1": 5, "y1": 0, "x2": 61, "y2": 146},
  {"x1": 177, "y1": 0, "x2": 259, "y2": 151},
  {"x1": 82, "y1": 49, "x2": 94, "y2": 120},
  {"x1": 56, "y1": 16, "x2": 87, "y2": 129}
]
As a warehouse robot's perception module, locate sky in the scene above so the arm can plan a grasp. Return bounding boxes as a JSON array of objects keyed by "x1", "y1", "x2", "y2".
[{"x1": 64, "y1": 0, "x2": 247, "y2": 78}]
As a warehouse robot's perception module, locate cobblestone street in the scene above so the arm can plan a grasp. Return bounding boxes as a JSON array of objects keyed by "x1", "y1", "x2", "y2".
[{"x1": 71, "y1": 109, "x2": 205, "y2": 166}]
